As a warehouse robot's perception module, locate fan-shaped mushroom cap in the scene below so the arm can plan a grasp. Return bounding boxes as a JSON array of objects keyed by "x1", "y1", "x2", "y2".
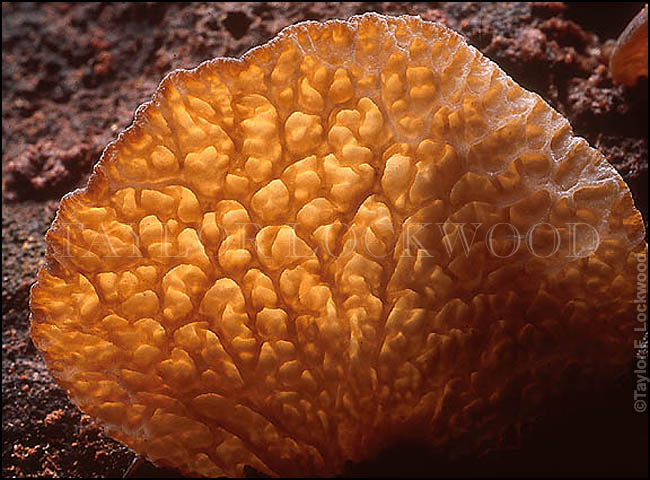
[
  {"x1": 610, "y1": 4, "x2": 648, "y2": 86},
  {"x1": 30, "y1": 13, "x2": 647, "y2": 477}
]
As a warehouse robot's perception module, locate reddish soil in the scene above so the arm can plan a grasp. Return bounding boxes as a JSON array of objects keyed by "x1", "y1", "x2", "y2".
[{"x1": 2, "y1": 2, "x2": 647, "y2": 477}]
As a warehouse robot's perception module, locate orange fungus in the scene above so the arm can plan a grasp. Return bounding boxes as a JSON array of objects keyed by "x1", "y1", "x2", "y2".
[{"x1": 30, "y1": 13, "x2": 647, "y2": 477}]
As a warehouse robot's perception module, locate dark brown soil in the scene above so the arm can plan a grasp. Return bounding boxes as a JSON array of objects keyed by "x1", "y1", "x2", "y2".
[{"x1": 2, "y1": 2, "x2": 647, "y2": 477}]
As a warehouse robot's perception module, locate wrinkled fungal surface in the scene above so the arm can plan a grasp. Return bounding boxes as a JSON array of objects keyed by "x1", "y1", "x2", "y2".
[{"x1": 30, "y1": 13, "x2": 647, "y2": 477}]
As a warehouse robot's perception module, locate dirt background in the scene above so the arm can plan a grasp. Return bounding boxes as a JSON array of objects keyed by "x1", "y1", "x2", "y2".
[{"x1": 2, "y1": 2, "x2": 648, "y2": 477}]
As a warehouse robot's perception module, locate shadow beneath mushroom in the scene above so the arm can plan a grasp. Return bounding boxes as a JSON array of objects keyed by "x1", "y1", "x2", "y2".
[{"x1": 344, "y1": 368, "x2": 647, "y2": 478}]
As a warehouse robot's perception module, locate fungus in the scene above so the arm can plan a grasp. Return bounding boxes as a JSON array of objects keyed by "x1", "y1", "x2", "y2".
[
  {"x1": 609, "y1": 4, "x2": 648, "y2": 86},
  {"x1": 30, "y1": 13, "x2": 647, "y2": 477}
]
